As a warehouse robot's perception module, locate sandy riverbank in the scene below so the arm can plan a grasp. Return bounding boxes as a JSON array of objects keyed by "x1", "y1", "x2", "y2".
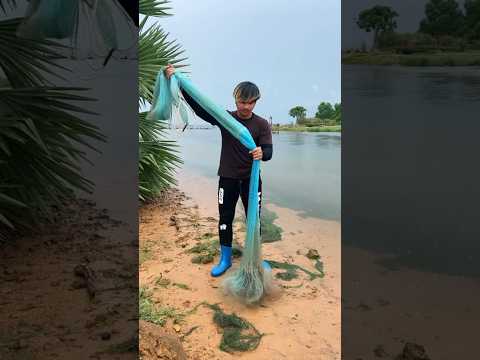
[
  {"x1": 342, "y1": 245, "x2": 480, "y2": 360},
  {"x1": 0, "y1": 198, "x2": 137, "y2": 359},
  {"x1": 139, "y1": 171, "x2": 341, "y2": 359}
]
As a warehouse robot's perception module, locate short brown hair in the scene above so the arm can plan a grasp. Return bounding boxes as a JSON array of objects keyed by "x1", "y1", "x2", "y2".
[{"x1": 233, "y1": 81, "x2": 261, "y2": 102}]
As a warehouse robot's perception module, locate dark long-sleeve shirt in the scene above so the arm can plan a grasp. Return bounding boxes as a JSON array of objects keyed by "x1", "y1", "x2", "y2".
[{"x1": 181, "y1": 88, "x2": 273, "y2": 179}]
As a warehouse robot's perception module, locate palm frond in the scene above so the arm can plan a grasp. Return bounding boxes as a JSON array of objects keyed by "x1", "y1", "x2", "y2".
[
  {"x1": 138, "y1": 112, "x2": 182, "y2": 201},
  {"x1": 0, "y1": 18, "x2": 70, "y2": 87},
  {"x1": 0, "y1": 0, "x2": 16, "y2": 14},
  {"x1": 138, "y1": 5, "x2": 188, "y2": 201},
  {"x1": 0, "y1": 87, "x2": 106, "y2": 235},
  {"x1": 139, "y1": 0, "x2": 171, "y2": 17},
  {"x1": 139, "y1": 17, "x2": 187, "y2": 106}
]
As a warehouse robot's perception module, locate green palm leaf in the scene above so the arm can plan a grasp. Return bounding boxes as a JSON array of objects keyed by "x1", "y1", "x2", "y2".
[
  {"x1": 0, "y1": 18, "x2": 70, "y2": 87},
  {"x1": 138, "y1": 2, "x2": 188, "y2": 201},
  {"x1": 0, "y1": 87, "x2": 105, "y2": 235},
  {"x1": 138, "y1": 112, "x2": 182, "y2": 201},
  {"x1": 139, "y1": 16, "x2": 187, "y2": 106},
  {"x1": 140, "y1": 0, "x2": 171, "y2": 17}
]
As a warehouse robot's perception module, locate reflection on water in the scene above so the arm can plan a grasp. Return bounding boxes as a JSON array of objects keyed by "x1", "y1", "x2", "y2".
[
  {"x1": 347, "y1": 65, "x2": 480, "y2": 104},
  {"x1": 418, "y1": 70, "x2": 480, "y2": 102},
  {"x1": 314, "y1": 134, "x2": 341, "y2": 148},
  {"x1": 343, "y1": 65, "x2": 480, "y2": 277},
  {"x1": 287, "y1": 132, "x2": 307, "y2": 146},
  {"x1": 176, "y1": 130, "x2": 341, "y2": 221}
]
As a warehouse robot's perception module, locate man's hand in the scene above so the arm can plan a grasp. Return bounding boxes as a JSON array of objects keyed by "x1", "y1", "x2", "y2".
[
  {"x1": 164, "y1": 63, "x2": 175, "y2": 79},
  {"x1": 249, "y1": 147, "x2": 263, "y2": 160}
]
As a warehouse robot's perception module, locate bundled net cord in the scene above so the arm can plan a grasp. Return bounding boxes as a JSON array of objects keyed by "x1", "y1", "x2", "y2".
[{"x1": 148, "y1": 70, "x2": 273, "y2": 304}]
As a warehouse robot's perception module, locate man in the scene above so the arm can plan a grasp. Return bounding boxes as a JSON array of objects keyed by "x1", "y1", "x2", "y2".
[{"x1": 164, "y1": 64, "x2": 273, "y2": 277}]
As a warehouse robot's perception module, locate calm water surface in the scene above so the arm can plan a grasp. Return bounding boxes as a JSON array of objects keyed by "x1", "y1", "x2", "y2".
[{"x1": 175, "y1": 130, "x2": 341, "y2": 222}]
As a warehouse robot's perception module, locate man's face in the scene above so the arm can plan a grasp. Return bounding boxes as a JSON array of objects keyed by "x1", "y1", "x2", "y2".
[{"x1": 235, "y1": 98, "x2": 257, "y2": 119}]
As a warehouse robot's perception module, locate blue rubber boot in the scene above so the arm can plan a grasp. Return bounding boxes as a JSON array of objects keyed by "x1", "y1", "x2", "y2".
[
  {"x1": 262, "y1": 260, "x2": 272, "y2": 271},
  {"x1": 211, "y1": 245, "x2": 232, "y2": 277}
]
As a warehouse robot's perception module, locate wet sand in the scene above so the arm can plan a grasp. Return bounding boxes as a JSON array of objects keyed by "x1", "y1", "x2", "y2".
[
  {"x1": 0, "y1": 199, "x2": 137, "y2": 359},
  {"x1": 139, "y1": 170, "x2": 341, "y2": 359},
  {"x1": 342, "y1": 245, "x2": 480, "y2": 360}
]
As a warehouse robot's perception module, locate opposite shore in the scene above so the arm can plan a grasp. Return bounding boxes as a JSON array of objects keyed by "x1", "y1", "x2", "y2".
[
  {"x1": 273, "y1": 124, "x2": 341, "y2": 133},
  {"x1": 187, "y1": 125, "x2": 342, "y2": 133},
  {"x1": 342, "y1": 50, "x2": 480, "y2": 66}
]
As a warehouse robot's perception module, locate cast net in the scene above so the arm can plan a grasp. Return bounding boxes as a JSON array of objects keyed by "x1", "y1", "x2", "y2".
[{"x1": 148, "y1": 70, "x2": 274, "y2": 304}]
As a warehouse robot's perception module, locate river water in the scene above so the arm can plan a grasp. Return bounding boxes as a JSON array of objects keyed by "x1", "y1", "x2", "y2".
[{"x1": 175, "y1": 129, "x2": 341, "y2": 222}]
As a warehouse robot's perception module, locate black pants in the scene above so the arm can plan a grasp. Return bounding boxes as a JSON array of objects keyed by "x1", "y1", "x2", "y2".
[{"x1": 218, "y1": 176, "x2": 262, "y2": 247}]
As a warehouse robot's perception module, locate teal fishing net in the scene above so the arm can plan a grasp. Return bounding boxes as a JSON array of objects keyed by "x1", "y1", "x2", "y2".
[
  {"x1": 16, "y1": 0, "x2": 137, "y2": 60},
  {"x1": 148, "y1": 71, "x2": 273, "y2": 304},
  {"x1": 16, "y1": 0, "x2": 79, "y2": 40}
]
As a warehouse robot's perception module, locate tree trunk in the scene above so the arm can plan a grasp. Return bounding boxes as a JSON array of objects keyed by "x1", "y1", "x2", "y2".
[{"x1": 373, "y1": 29, "x2": 379, "y2": 50}]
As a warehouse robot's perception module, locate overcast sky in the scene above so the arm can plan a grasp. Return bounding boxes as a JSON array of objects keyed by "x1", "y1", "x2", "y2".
[{"x1": 145, "y1": 0, "x2": 341, "y2": 124}]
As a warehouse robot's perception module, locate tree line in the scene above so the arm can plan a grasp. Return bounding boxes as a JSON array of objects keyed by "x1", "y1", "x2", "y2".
[
  {"x1": 288, "y1": 102, "x2": 341, "y2": 126},
  {"x1": 356, "y1": 0, "x2": 480, "y2": 52}
]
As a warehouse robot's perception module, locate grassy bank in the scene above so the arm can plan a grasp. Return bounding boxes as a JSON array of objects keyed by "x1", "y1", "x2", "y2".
[
  {"x1": 274, "y1": 125, "x2": 341, "y2": 133},
  {"x1": 342, "y1": 51, "x2": 480, "y2": 66}
]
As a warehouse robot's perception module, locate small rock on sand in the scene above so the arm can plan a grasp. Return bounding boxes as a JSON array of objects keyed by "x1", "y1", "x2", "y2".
[{"x1": 140, "y1": 320, "x2": 187, "y2": 360}]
